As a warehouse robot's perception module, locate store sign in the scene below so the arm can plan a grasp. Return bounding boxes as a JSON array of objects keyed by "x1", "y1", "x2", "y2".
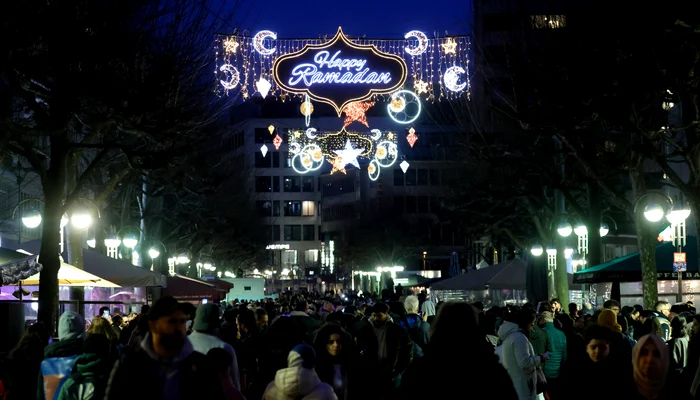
[
  {"x1": 273, "y1": 27, "x2": 407, "y2": 115},
  {"x1": 266, "y1": 244, "x2": 290, "y2": 250},
  {"x1": 673, "y1": 252, "x2": 687, "y2": 272}
]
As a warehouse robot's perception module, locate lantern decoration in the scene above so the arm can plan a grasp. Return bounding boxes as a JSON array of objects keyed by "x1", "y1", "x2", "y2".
[
  {"x1": 273, "y1": 134, "x2": 283, "y2": 150},
  {"x1": 260, "y1": 144, "x2": 268, "y2": 157},
  {"x1": 268, "y1": 125, "x2": 275, "y2": 135},
  {"x1": 406, "y1": 127, "x2": 418, "y2": 148}
]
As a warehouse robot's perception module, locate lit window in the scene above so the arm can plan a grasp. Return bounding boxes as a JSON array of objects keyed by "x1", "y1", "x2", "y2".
[
  {"x1": 302, "y1": 201, "x2": 315, "y2": 216},
  {"x1": 531, "y1": 15, "x2": 566, "y2": 29}
]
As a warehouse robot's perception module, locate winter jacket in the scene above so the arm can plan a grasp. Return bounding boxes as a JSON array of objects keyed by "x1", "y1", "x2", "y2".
[
  {"x1": 57, "y1": 352, "x2": 112, "y2": 400},
  {"x1": 651, "y1": 312, "x2": 671, "y2": 342},
  {"x1": 541, "y1": 322, "x2": 567, "y2": 379},
  {"x1": 498, "y1": 321, "x2": 542, "y2": 400},
  {"x1": 37, "y1": 312, "x2": 85, "y2": 400},
  {"x1": 398, "y1": 314, "x2": 430, "y2": 357},
  {"x1": 263, "y1": 359, "x2": 337, "y2": 400},
  {"x1": 528, "y1": 324, "x2": 551, "y2": 355},
  {"x1": 355, "y1": 318, "x2": 413, "y2": 380},
  {"x1": 188, "y1": 331, "x2": 241, "y2": 390},
  {"x1": 104, "y1": 333, "x2": 224, "y2": 400}
]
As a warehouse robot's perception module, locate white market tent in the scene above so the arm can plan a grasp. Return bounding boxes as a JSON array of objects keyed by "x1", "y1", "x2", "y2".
[{"x1": 22, "y1": 260, "x2": 120, "y2": 288}]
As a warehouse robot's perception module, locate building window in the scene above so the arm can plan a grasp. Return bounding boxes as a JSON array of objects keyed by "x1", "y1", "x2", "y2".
[
  {"x1": 284, "y1": 201, "x2": 302, "y2": 217},
  {"x1": 531, "y1": 15, "x2": 566, "y2": 29},
  {"x1": 256, "y1": 201, "x2": 272, "y2": 217},
  {"x1": 255, "y1": 176, "x2": 272, "y2": 193},
  {"x1": 272, "y1": 152, "x2": 280, "y2": 168},
  {"x1": 417, "y1": 196, "x2": 430, "y2": 213},
  {"x1": 255, "y1": 128, "x2": 271, "y2": 144},
  {"x1": 394, "y1": 169, "x2": 404, "y2": 186},
  {"x1": 405, "y1": 169, "x2": 417, "y2": 186},
  {"x1": 284, "y1": 225, "x2": 302, "y2": 241},
  {"x1": 273, "y1": 176, "x2": 280, "y2": 192},
  {"x1": 322, "y1": 176, "x2": 355, "y2": 197},
  {"x1": 266, "y1": 225, "x2": 280, "y2": 241},
  {"x1": 302, "y1": 176, "x2": 314, "y2": 192},
  {"x1": 302, "y1": 201, "x2": 315, "y2": 216},
  {"x1": 430, "y1": 169, "x2": 441, "y2": 186},
  {"x1": 303, "y1": 225, "x2": 315, "y2": 241},
  {"x1": 273, "y1": 200, "x2": 280, "y2": 216},
  {"x1": 255, "y1": 152, "x2": 272, "y2": 168},
  {"x1": 284, "y1": 176, "x2": 301, "y2": 192},
  {"x1": 282, "y1": 250, "x2": 297, "y2": 267},
  {"x1": 417, "y1": 169, "x2": 429, "y2": 186},
  {"x1": 304, "y1": 249, "x2": 319, "y2": 265}
]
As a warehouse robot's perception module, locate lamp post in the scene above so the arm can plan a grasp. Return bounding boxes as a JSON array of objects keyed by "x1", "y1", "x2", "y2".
[{"x1": 422, "y1": 251, "x2": 427, "y2": 270}]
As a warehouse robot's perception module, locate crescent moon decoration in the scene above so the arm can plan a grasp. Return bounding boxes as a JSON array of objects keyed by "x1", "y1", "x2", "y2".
[
  {"x1": 253, "y1": 30, "x2": 277, "y2": 55},
  {"x1": 305, "y1": 128, "x2": 318, "y2": 139},
  {"x1": 289, "y1": 142, "x2": 301, "y2": 154},
  {"x1": 404, "y1": 30, "x2": 428, "y2": 56},
  {"x1": 370, "y1": 129, "x2": 382, "y2": 141},
  {"x1": 368, "y1": 159, "x2": 381, "y2": 181},
  {"x1": 219, "y1": 64, "x2": 240, "y2": 90},
  {"x1": 444, "y1": 66, "x2": 467, "y2": 92},
  {"x1": 387, "y1": 90, "x2": 422, "y2": 124}
]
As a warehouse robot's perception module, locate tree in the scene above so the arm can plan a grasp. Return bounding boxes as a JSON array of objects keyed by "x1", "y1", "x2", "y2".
[{"x1": 0, "y1": 0, "x2": 238, "y2": 330}]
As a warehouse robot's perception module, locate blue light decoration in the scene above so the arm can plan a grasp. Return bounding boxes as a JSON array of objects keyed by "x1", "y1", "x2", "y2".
[{"x1": 214, "y1": 27, "x2": 471, "y2": 105}]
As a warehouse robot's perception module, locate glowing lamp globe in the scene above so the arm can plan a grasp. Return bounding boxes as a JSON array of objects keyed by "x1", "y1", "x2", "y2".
[
  {"x1": 71, "y1": 212, "x2": 93, "y2": 229},
  {"x1": 530, "y1": 244, "x2": 544, "y2": 257},
  {"x1": 546, "y1": 246, "x2": 557, "y2": 256},
  {"x1": 667, "y1": 208, "x2": 691, "y2": 224},
  {"x1": 300, "y1": 101, "x2": 314, "y2": 116},
  {"x1": 22, "y1": 210, "x2": 42, "y2": 228},
  {"x1": 122, "y1": 234, "x2": 138, "y2": 249},
  {"x1": 564, "y1": 248, "x2": 575, "y2": 259},
  {"x1": 644, "y1": 203, "x2": 665, "y2": 222},
  {"x1": 600, "y1": 223, "x2": 610, "y2": 237},
  {"x1": 60, "y1": 214, "x2": 69, "y2": 228},
  {"x1": 557, "y1": 222, "x2": 573, "y2": 237},
  {"x1": 148, "y1": 248, "x2": 161, "y2": 259},
  {"x1": 573, "y1": 224, "x2": 588, "y2": 236},
  {"x1": 104, "y1": 236, "x2": 121, "y2": 248},
  {"x1": 86, "y1": 239, "x2": 96, "y2": 248}
]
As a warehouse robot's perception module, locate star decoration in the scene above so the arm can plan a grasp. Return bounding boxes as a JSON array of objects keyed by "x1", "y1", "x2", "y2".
[
  {"x1": 273, "y1": 134, "x2": 282, "y2": 150},
  {"x1": 330, "y1": 157, "x2": 346, "y2": 175},
  {"x1": 441, "y1": 38, "x2": 457, "y2": 54},
  {"x1": 223, "y1": 37, "x2": 239, "y2": 54},
  {"x1": 334, "y1": 139, "x2": 364, "y2": 170},
  {"x1": 414, "y1": 79, "x2": 429, "y2": 95},
  {"x1": 242, "y1": 92, "x2": 249, "y2": 99},
  {"x1": 406, "y1": 128, "x2": 418, "y2": 148},
  {"x1": 343, "y1": 102, "x2": 374, "y2": 128}
]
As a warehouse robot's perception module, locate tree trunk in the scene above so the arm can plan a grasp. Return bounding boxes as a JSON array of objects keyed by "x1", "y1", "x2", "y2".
[
  {"x1": 555, "y1": 233, "x2": 569, "y2": 306},
  {"x1": 65, "y1": 155, "x2": 85, "y2": 316},
  {"x1": 630, "y1": 164, "x2": 659, "y2": 309},
  {"x1": 37, "y1": 182, "x2": 62, "y2": 333}
]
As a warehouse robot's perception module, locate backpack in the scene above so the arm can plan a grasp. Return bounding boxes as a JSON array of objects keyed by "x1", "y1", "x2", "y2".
[
  {"x1": 401, "y1": 318, "x2": 426, "y2": 358},
  {"x1": 57, "y1": 371, "x2": 105, "y2": 400},
  {"x1": 40, "y1": 356, "x2": 79, "y2": 400}
]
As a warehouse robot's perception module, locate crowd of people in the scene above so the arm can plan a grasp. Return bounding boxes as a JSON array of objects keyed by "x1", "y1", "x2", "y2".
[{"x1": 3, "y1": 290, "x2": 700, "y2": 400}]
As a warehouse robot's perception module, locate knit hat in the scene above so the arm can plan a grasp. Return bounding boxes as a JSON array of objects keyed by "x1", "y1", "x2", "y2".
[
  {"x1": 540, "y1": 311, "x2": 554, "y2": 323},
  {"x1": 288, "y1": 344, "x2": 316, "y2": 369},
  {"x1": 634, "y1": 334, "x2": 669, "y2": 399},
  {"x1": 597, "y1": 309, "x2": 622, "y2": 333},
  {"x1": 194, "y1": 303, "x2": 221, "y2": 332}
]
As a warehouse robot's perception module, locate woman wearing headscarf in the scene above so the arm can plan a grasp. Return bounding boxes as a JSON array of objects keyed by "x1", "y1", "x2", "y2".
[{"x1": 633, "y1": 334, "x2": 671, "y2": 399}]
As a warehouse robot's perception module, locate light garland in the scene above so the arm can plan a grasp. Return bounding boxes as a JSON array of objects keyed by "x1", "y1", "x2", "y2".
[
  {"x1": 215, "y1": 30, "x2": 471, "y2": 104},
  {"x1": 343, "y1": 102, "x2": 375, "y2": 128}
]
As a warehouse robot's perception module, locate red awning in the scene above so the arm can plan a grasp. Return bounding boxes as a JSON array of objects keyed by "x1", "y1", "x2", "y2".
[{"x1": 162, "y1": 274, "x2": 225, "y2": 301}]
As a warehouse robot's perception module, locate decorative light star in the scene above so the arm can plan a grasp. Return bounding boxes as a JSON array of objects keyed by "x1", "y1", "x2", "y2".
[
  {"x1": 273, "y1": 134, "x2": 282, "y2": 150},
  {"x1": 414, "y1": 79, "x2": 429, "y2": 95},
  {"x1": 441, "y1": 38, "x2": 457, "y2": 54},
  {"x1": 330, "y1": 157, "x2": 346, "y2": 175},
  {"x1": 343, "y1": 102, "x2": 375, "y2": 128},
  {"x1": 222, "y1": 37, "x2": 239, "y2": 54},
  {"x1": 334, "y1": 139, "x2": 364, "y2": 170},
  {"x1": 406, "y1": 128, "x2": 418, "y2": 148}
]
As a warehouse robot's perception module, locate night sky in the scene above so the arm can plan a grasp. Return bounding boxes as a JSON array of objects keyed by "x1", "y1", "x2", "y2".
[{"x1": 220, "y1": 0, "x2": 472, "y2": 38}]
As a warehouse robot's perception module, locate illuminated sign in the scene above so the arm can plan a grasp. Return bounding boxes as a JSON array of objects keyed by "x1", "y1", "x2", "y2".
[
  {"x1": 266, "y1": 244, "x2": 290, "y2": 250},
  {"x1": 273, "y1": 27, "x2": 407, "y2": 116}
]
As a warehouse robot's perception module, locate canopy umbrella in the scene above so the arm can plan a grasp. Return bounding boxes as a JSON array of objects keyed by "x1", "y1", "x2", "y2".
[
  {"x1": 22, "y1": 261, "x2": 120, "y2": 288},
  {"x1": 0, "y1": 247, "x2": 42, "y2": 286}
]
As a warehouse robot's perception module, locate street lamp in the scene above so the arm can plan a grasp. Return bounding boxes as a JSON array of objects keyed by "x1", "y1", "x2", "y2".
[
  {"x1": 557, "y1": 222, "x2": 573, "y2": 237},
  {"x1": 600, "y1": 223, "x2": 610, "y2": 237},
  {"x1": 21, "y1": 209, "x2": 42, "y2": 229},
  {"x1": 122, "y1": 234, "x2": 138, "y2": 249},
  {"x1": 530, "y1": 244, "x2": 544, "y2": 256},
  {"x1": 70, "y1": 209, "x2": 93, "y2": 229},
  {"x1": 644, "y1": 202, "x2": 665, "y2": 222},
  {"x1": 148, "y1": 248, "x2": 161, "y2": 259}
]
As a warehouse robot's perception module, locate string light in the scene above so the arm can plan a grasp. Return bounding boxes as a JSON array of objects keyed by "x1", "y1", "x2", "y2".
[
  {"x1": 404, "y1": 31, "x2": 428, "y2": 56},
  {"x1": 414, "y1": 79, "x2": 429, "y2": 95},
  {"x1": 343, "y1": 102, "x2": 375, "y2": 128},
  {"x1": 441, "y1": 38, "x2": 457, "y2": 54}
]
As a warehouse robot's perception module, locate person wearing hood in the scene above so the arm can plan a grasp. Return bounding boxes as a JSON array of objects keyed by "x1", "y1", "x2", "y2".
[
  {"x1": 263, "y1": 344, "x2": 337, "y2": 400},
  {"x1": 633, "y1": 334, "x2": 671, "y2": 400},
  {"x1": 58, "y1": 332, "x2": 117, "y2": 400},
  {"x1": 497, "y1": 309, "x2": 547, "y2": 400},
  {"x1": 355, "y1": 302, "x2": 413, "y2": 399},
  {"x1": 104, "y1": 296, "x2": 223, "y2": 400},
  {"x1": 37, "y1": 311, "x2": 86, "y2": 400},
  {"x1": 597, "y1": 309, "x2": 633, "y2": 376}
]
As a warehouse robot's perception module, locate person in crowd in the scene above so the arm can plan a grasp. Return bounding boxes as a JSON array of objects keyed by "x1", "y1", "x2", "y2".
[
  {"x1": 666, "y1": 315, "x2": 690, "y2": 399},
  {"x1": 597, "y1": 309, "x2": 633, "y2": 376},
  {"x1": 566, "y1": 325, "x2": 633, "y2": 399},
  {"x1": 633, "y1": 334, "x2": 670, "y2": 399},
  {"x1": 398, "y1": 295, "x2": 430, "y2": 358},
  {"x1": 313, "y1": 323, "x2": 356, "y2": 400},
  {"x1": 400, "y1": 302, "x2": 516, "y2": 399},
  {"x1": 291, "y1": 300, "x2": 322, "y2": 344},
  {"x1": 482, "y1": 313, "x2": 500, "y2": 348},
  {"x1": 419, "y1": 293, "x2": 436, "y2": 323},
  {"x1": 37, "y1": 311, "x2": 85, "y2": 400},
  {"x1": 580, "y1": 302, "x2": 594, "y2": 316},
  {"x1": 188, "y1": 303, "x2": 241, "y2": 391},
  {"x1": 355, "y1": 302, "x2": 413, "y2": 399},
  {"x1": 498, "y1": 308, "x2": 546, "y2": 400},
  {"x1": 567, "y1": 303, "x2": 580, "y2": 319},
  {"x1": 653, "y1": 300, "x2": 672, "y2": 341},
  {"x1": 5, "y1": 323, "x2": 47, "y2": 400},
  {"x1": 256, "y1": 308, "x2": 270, "y2": 332},
  {"x1": 530, "y1": 309, "x2": 551, "y2": 357},
  {"x1": 263, "y1": 344, "x2": 337, "y2": 400},
  {"x1": 104, "y1": 296, "x2": 223, "y2": 400},
  {"x1": 549, "y1": 298, "x2": 562, "y2": 315},
  {"x1": 540, "y1": 311, "x2": 566, "y2": 400},
  {"x1": 617, "y1": 314, "x2": 637, "y2": 348},
  {"x1": 603, "y1": 299, "x2": 621, "y2": 314},
  {"x1": 207, "y1": 348, "x2": 245, "y2": 400},
  {"x1": 110, "y1": 315, "x2": 123, "y2": 340},
  {"x1": 622, "y1": 306, "x2": 640, "y2": 339},
  {"x1": 85, "y1": 316, "x2": 121, "y2": 357}
]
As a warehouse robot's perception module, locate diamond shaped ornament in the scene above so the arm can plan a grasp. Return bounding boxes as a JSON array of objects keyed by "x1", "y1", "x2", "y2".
[
  {"x1": 260, "y1": 144, "x2": 268, "y2": 157},
  {"x1": 273, "y1": 134, "x2": 283, "y2": 150},
  {"x1": 400, "y1": 160, "x2": 410, "y2": 173}
]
